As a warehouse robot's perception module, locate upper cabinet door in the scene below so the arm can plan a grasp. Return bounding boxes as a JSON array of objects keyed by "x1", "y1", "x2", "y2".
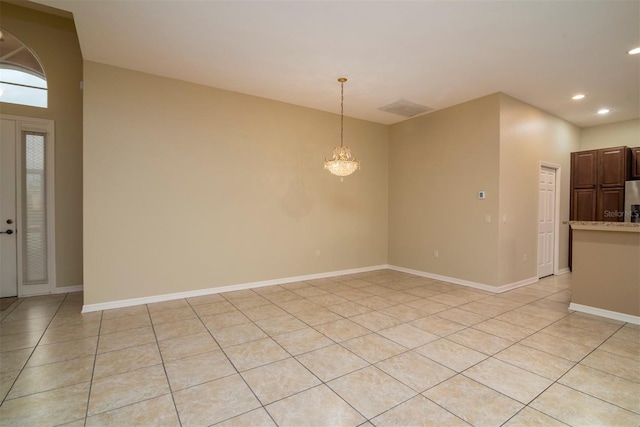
[
  {"x1": 631, "y1": 147, "x2": 640, "y2": 180},
  {"x1": 571, "y1": 150, "x2": 597, "y2": 188},
  {"x1": 598, "y1": 146, "x2": 628, "y2": 187}
]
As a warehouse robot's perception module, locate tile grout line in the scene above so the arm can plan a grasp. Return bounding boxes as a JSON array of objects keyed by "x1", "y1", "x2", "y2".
[
  {"x1": 145, "y1": 303, "x2": 184, "y2": 427},
  {"x1": 539, "y1": 321, "x2": 639, "y2": 415},
  {"x1": 424, "y1": 289, "x2": 576, "y2": 422},
  {"x1": 218, "y1": 283, "x2": 372, "y2": 425},
  {"x1": 1, "y1": 295, "x2": 68, "y2": 406},
  {"x1": 205, "y1": 275, "x2": 416, "y2": 424},
  {"x1": 451, "y1": 282, "x2": 578, "y2": 425},
  {"x1": 199, "y1": 274, "x2": 571, "y2": 425},
  {"x1": 498, "y1": 319, "x2": 630, "y2": 426},
  {"x1": 311, "y1": 275, "x2": 621, "y2": 426},
  {"x1": 273, "y1": 276, "x2": 467, "y2": 424},
  {"x1": 186, "y1": 294, "x2": 280, "y2": 426},
  {"x1": 455, "y1": 299, "x2": 632, "y2": 425},
  {"x1": 316, "y1": 276, "x2": 483, "y2": 425},
  {"x1": 0, "y1": 297, "x2": 22, "y2": 322},
  {"x1": 149, "y1": 274, "x2": 573, "y2": 420},
  {"x1": 217, "y1": 274, "x2": 562, "y2": 411},
  {"x1": 83, "y1": 309, "x2": 104, "y2": 426}
]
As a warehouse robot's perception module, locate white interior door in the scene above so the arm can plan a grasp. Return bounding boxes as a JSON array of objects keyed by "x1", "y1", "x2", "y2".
[
  {"x1": 1, "y1": 118, "x2": 18, "y2": 297},
  {"x1": 538, "y1": 166, "x2": 556, "y2": 278}
]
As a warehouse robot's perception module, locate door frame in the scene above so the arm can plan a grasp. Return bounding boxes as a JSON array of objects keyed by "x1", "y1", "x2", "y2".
[
  {"x1": 1, "y1": 114, "x2": 56, "y2": 297},
  {"x1": 539, "y1": 162, "x2": 561, "y2": 276}
]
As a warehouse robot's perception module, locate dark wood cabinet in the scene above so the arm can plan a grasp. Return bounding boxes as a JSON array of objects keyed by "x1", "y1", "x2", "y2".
[
  {"x1": 572, "y1": 188, "x2": 597, "y2": 220},
  {"x1": 631, "y1": 147, "x2": 640, "y2": 180},
  {"x1": 571, "y1": 150, "x2": 597, "y2": 188},
  {"x1": 570, "y1": 146, "x2": 629, "y2": 268},
  {"x1": 570, "y1": 146, "x2": 629, "y2": 222},
  {"x1": 598, "y1": 146, "x2": 628, "y2": 187},
  {"x1": 597, "y1": 187, "x2": 625, "y2": 221}
]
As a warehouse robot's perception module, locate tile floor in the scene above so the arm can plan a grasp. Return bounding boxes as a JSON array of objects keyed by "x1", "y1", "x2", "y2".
[{"x1": 0, "y1": 270, "x2": 639, "y2": 426}]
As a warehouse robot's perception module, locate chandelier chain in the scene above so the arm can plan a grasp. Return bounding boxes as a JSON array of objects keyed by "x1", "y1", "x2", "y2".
[{"x1": 340, "y1": 80, "x2": 344, "y2": 147}]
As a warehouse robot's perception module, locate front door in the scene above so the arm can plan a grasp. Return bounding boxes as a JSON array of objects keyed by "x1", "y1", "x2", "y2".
[
  {"x1": 0, "y1": 118, "x2": 18, "y2": 297},
  {"x1": 0, "y1": 116, "x2": 54, "y2": 297}
]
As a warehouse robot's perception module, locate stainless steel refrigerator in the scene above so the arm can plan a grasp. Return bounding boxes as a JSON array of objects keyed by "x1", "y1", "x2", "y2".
[{"x1": 624, "y1": 181, "x2": 640, "y2": 223}]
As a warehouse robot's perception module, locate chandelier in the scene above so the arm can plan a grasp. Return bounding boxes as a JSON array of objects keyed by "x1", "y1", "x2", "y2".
[{"x1": 324, "y1": 77, "x2": 360, "y2": 180}]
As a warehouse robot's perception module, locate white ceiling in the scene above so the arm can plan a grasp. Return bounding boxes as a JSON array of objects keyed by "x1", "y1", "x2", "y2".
[{"x1": 32, "y1": 0, "x2": 640, "y2": 127}]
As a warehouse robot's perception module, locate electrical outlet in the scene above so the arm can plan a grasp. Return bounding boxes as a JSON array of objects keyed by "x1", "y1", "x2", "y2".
[
  {"x1": 434, "y1": 249, "x2": 439, "y2": 258},
  {"x1": 315, "y1": 250, "x2": 321, "y2": 257},
  {"x1": 484, "y1": 215, "x2": 491, "y2": 223}
]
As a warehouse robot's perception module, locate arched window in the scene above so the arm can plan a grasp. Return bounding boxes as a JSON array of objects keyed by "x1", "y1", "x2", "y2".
[{"x1": 0, "y1": 29, "x2": 47, "y2": 108}]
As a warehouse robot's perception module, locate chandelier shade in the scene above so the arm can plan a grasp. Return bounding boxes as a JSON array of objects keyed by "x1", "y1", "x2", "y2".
[
  {"x1": 324, "y1": 146, "x2": 360, "y2": 177},
  {"x1": 324, "y1": 77, "x2": 360, "y2": 179}
]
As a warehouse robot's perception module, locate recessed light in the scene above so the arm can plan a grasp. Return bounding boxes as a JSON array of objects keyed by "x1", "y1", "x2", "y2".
[
  {"x1": 597, "y1": 109, "x2": 610, "y2": 115},
  {"x1": 628, "y1": 47, "x2": 640, "y2": 55},
  {"x1": 572, "y1": 94, "x2": 586, "y2": 100}
]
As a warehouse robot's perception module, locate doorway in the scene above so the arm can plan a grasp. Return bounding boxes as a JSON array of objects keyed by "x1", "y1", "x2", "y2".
[
  {"x1": 0, "y1": 115, "x2": 55, "y2": 297},
  {"x1": 538, "y1": 164, "x2": 560, "y2": 278}
]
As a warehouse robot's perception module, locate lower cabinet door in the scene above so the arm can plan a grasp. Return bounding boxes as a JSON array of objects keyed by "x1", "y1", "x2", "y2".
[
  {"x1": 572, "y1": 188, "x2": 597, "y2": 221},
  {"x1": 597, "y1": 187, "x2": 625, "y2": 222}
]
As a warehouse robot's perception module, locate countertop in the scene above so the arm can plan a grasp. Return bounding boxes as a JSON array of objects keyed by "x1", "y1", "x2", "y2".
[{"x1": 568, "y1": 221, "x2": 640, "y2": 232}]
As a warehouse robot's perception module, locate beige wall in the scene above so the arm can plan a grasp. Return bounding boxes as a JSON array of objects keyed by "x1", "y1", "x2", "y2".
[
  {"x1": 388, "y1": 94, "x2": 502, "y2": 286},
  {"x1": 83, "y1": 61, "x2": 388, "y2": 305},
  {"x1": 388, "y1": 93, "x2": 580, "y2": 288},
  {"x1": 498, "y1": 94, "x2": 580, "y2": 285},
  {"x1": 0, "y1": 2, "x2": 84, "y2": 289},
  {"x1": 572, "y1": 228, "x2": 640, "y2": 316},
  {"x1": 580, "y1": 118, "x2": 640, "y2": 151}
]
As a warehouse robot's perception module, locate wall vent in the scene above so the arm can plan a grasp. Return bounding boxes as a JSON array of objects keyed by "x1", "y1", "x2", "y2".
[{"x1": 378, "y1": 99, "x2": 433, "y2": 118}]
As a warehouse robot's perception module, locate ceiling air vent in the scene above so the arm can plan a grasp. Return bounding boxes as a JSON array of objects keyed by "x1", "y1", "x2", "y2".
[{"x1": 378, "y1": 99, "x2": 433, "y2": 118}]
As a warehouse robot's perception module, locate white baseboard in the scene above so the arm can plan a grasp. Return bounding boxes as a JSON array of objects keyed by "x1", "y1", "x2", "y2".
[
  {"x1": 569, "y1": 303, "x2": 640, "y2": 325},
  {"x1": 556, "y1": 268, "x2": 570, "y2": 275},
  {"x1": 81, "y1": 263, "x2": 552, "y2": 313},
  {"x1": 498, "y1": 276, "x2": 540, "y2": 292},
  {"x1": 54, "y1": 285, "x2": 84, "y2": 294},
  {"x1": 82, "y1": 265, "x2": 388, "y2": 313},
  {"x1": 387, "y1": 265, "x2": 538, "y2": 293}
]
